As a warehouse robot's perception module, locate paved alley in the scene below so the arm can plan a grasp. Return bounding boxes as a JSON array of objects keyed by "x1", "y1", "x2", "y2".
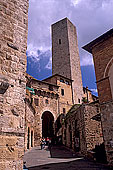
[{"x1": 23, "y1": 145, "x2": 111, "y2": 170}]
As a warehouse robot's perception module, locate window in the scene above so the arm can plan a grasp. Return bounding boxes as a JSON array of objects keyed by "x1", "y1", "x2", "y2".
[
  {"x1": 59, "y1": 39, "x2": 61, "y2": 44},
  {"x1": 45, "y1": 99, "x2": 49, "y2": 104},
  {"x1": 60, "y1": 78, "x2": 64, "y2": 83},
  {"x1": 37, "y1": 90, "x2": 41, "y2": 96},
  {"x1": 34, "y1": 98, "x2": 39, "y2": 106},
  {"x1": 63, "y1": 108, "x2": 66, "y2": 114},
  {"x1": 78, "y1": 98, "x2": 80, "y2": 103},
  {"x1": 27, "y1": 127, "x2": 30, "y2": 149},
  {"x1": 49, "y1": 85, "x2": 53, "y2": 91},
  {"x1": 31, "y1": 131, "x2": 33, "y2": 147},
  {"x1": 61, "y1": 89, "x2": 64, "y2": 96},
  {"x1": 31, "y1": 98, "x2": 33, "y2": 104}
]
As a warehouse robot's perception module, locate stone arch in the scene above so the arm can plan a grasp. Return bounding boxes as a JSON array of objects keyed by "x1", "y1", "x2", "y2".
[
  {"x1": 39, "y1": 107, "x2": 57, "y2": 121},
  {"x1": 108, "y1": 63, "x2": 113, "y2": 99},
  {"x1": 104, "y1": 57, "x2": 113, "y2": 78},
  {"x1": 42, "y1": 111, "x2": 54, "y2": 138}
]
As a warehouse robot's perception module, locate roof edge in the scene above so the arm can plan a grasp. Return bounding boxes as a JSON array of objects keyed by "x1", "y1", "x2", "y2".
[{"x1": 82, "y1": 28, "x2": 113, "y2": 54}]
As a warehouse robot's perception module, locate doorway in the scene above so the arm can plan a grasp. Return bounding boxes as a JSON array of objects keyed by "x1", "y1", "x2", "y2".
[{"x1": 42, "y1": 111, "x2": 54, "y2": 138}]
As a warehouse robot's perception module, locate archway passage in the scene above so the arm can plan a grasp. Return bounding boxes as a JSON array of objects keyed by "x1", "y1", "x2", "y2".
[{"x1": 42, "y1": 111, "x2": 54, "y2": 138}]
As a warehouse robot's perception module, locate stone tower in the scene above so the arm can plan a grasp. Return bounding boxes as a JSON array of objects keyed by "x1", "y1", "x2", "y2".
[
  {"x1": 0, "y1": 0, "x2": 29, "y2": 169},
  {"x1": 52, "y1": 18, "x2": 83, "y2": 104}
]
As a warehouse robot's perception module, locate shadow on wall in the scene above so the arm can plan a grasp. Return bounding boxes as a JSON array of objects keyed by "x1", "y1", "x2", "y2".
[{"x1": 93, "y1": 143, "x2": 107, "y2": 164}]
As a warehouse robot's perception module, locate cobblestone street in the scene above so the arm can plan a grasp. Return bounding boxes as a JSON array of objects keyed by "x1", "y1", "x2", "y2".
[{"x1": 23, "y1": 146, "x2": 111, "y2": 170}]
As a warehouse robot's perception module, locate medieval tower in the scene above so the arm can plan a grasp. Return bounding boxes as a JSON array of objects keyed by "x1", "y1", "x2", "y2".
[
  {"x1": 0, "y1": 0, "x2": 29, "y2": 169},
  {"x1": 52, "y1": 18, "x2": 83, "y2": 104}
]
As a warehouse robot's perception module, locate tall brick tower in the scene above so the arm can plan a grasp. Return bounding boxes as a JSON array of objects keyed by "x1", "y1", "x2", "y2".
[
  {"x1": 0, "y1": 0, "x2": 29, "y2": 169},
  {"x1": 52, "y1": 18, "x2": 83, "y2": 104}
]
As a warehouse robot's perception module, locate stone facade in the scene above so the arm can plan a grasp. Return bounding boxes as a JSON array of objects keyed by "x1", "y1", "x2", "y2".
[
  {"x1": 24, "y1": 100, "x2": 35, "y2": 150},
  {"x1": 0, "y1": 0, "x2": 29, "y2": 169},
  {"x1": 43, "y1": 74, "x2": 73, "y2": 114},
  {"x1": 83, "y1": 87, "x2": 98, "y2": 103},
  {"x1": 52, "y1": 18, "x2": 83, "y2": 104},
  {"x1": 62, "y1": 103, "x2": 103, "y2": 156},
  {"x1": 25, "y1": 74, "x2": 99, "y2": 149},
  {"x1": 25, "y1": 74, "x2": 60, "y2": 147},
  {"x1": 83, "y1": 29, "x2": 113, "y2": 164}
]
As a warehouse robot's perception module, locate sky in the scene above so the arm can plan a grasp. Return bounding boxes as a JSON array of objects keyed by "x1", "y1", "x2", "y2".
[{"x1": 26, "y1": 0, "x2": 113, "y2": 96}]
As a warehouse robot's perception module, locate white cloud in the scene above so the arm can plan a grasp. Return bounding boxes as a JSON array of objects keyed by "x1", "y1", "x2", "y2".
[
  {"x1": 27, "y1": 44, "x2": 39, "y2": 60},
  {"x1": 71, "y1": 0, "x2": 82, "y2": 6},
  {"x1": 27, "y1": 43, "x2": 51, "y2": 60},
  {"x1": 90, "y1": 89, "x2": 98, "y2": 93},
  {"x1": 28, "y1": 0, "x2": 113, "y2": 68},
  {"x1": 45, "y1": 57, "x2": 52, "y2": 70},
  {"x1": 80, "y1": 54, "x2": 94, "y2": 66}
]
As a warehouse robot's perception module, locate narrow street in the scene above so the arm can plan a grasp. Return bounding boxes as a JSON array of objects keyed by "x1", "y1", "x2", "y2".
[{"x1": 23, "y1": 145, "x2": 111, "y2": 170}]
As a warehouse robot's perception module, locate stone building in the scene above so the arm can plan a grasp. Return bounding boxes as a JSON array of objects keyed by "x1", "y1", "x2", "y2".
[
  {"x1": 62, "y1": 102, "x2": 103, "y2": 156},
  {"x1": 25, "y1": 18, "x2": 84, "y2": 147},
  {"x1": 52, "y1": 18, "x2": 83, "y2": 104},
  {"x1": 25, "y1": 74, "x2": 59, "y2": 149},
  {"x1": 0, "y1": 0, "x2": 29, "y2": 169},
  {"x1": 83, "y1": 29, "x2": 113, "y2": 164},
  {"x1": 83, "y1": 86, "x2": 98, "y2": 103},
  {"x1": 25, "y1": 73, "x2": 74, "y2": 148},
  {"x1": 25, "y1": 18, "x2": 102, "y2": 154}
]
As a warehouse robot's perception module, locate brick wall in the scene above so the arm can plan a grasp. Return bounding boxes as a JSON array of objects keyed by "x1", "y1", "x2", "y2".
[
  {"x1": 88, "y1": 31, "x2": 113, "y2": 164},
  {"x1": 92, "y1": 36, "x2": 113, "y2": 103}
]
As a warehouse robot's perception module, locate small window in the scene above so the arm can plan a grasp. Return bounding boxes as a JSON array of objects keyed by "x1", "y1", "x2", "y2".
[
  {"x1": 37, "y1": 90, "x2": 41, "y2": 96},
  {"x1": 45, "y1": 99, "x2": 49, "y2": 104},
  {"x1": 65, "y1": 80, "x2": 69, "y2": 85},
  {"x1": 59, "y1": 39, "x2": 61, "y2": 44},
  {"x1": 31, "y1": 131, "x2": 33, "y2": 147},
  {"x1": 78, "y1": 98, "x2": 80, "y2": 103},
  {"x1": 63, "y1": 108, "x2": 66, "y2": 114},
  {"x1": 34, "y1": 98, "x2": 39, "y2": 106},
  {"x1": 31, "y1": 98, "x2": 33, "y2": 104},
  {"x1": 49, "y1": 85, "x2": 53, "y2": 91},
  {"x1": 61, "y1": 89, "x2": 64, "y2": 96},
  {"x1": 60, "y1": 78, "x2": 64, "y2": 83}
]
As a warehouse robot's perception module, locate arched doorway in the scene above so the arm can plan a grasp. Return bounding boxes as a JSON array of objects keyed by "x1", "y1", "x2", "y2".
[{"x1": 42, "y1": 111, "x2": 54, "y2": 138}]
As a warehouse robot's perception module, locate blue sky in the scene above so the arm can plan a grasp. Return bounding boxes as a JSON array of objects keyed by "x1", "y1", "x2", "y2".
[{"x1": 27, "y1": 0, "x2": 113, "y2": 96}]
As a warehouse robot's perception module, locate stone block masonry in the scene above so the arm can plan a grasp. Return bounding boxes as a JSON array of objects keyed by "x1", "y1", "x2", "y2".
[
  {"x1": 83, "y1": 29, "x2": 113, "y2": 165},
  {"x1": 52, "y1": 18, "x2": 83, "y2": 104},
  {"x1": 62, "y1": 103, "x2": 103, "y2": 155},
  {"x1": 0, "y1": 0, "x2": 29, "y2": 169}
]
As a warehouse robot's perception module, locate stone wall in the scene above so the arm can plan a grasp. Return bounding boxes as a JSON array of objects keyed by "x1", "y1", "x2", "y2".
[
  {"x1": 24, "y1": 102, "x2": 35, "y2": 151},
  {"x1": 52, "y1": 18, "x2": 83, "y2": 104},
  {"x1": 84, "y1": 104, "x2": 103, "y2": 152},
  {"x1": 43, "y1": 75, "x2": 73, "y2": 114},
  {"x1": 100, "y1": 101, "x2": 113, "y2": 164},
  {"x1": 62, "y1": 103, "x2": 103, "y2": 155},
  {"x1": 0, "y1": 0, "x2": 29, "y2": 169},
  {"x1": 56, "y1": 76, "x2": 73, "y2": 114},
  {"x1": 84, "y1": 30, "x2": 113, "y2": 164},
  {"x1": 92, "y1": 36, "x2": 113, "y2": 103},
  {"x1": 108, "y1": 64, "x2": 113, "y2": 99},
  {"x1": 26, "y1": 75, "x2": 59, "y2": 146}
]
